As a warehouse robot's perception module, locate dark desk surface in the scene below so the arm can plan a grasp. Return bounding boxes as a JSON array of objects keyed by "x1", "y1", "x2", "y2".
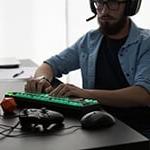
[
  {"x1": 0, "y1": 113, "x2": 149, "y2": 150},
  {"x1": 0, "y1": 59, "x2": 149, "y2": 150}
]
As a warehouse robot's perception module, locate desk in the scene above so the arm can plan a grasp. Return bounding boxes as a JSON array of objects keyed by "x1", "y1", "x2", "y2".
[
  {"x1": 0, "y1": 59, "x2": 37, "y2": 100},
  {"x1": 19, "y1": 59, "x2": 37, "y2": 67},
  {"x1": 0, "y1": 59, "x2": 149, "y2": 150},
  {"x1": 0, "y1": 114, "x2": 149, "y2": 150}
]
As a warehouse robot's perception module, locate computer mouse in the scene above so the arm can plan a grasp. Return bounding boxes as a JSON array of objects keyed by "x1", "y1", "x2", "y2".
[{"x1": 80, "y1": 111, "x2": 116, "y2": 129}]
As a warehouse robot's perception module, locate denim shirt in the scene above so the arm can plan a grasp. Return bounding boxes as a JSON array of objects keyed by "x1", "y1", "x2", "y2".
[{"x1": 45, "y1": 20, "x2": 150, "y2": 93}]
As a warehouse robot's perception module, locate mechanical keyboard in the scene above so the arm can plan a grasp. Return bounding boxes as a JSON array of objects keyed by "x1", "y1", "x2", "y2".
[{"x1": 5, "y1": 92, "x2": 102, "y2": 116}]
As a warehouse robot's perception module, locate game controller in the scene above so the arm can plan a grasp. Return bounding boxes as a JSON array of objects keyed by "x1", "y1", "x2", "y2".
[{"x1": 19, "y1": 108, "x2": 64, "y2": 131}]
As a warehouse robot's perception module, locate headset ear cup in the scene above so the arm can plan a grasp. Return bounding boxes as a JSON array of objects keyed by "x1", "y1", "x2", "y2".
[{"x1": 125, "y1": 0, "x2": 142, "y2": 16}]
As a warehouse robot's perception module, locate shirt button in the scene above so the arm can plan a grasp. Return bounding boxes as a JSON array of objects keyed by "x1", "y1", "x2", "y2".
[
  {"x1": 82, "y1": 54, "x2": 85, "y2": 58},
  {"x1": 126, "y1": 73, "x2": 130, "y2": 77}
]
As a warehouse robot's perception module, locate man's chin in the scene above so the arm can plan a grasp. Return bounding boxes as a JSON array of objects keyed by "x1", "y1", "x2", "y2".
[
  {"x1": 99, "y1": 23, "x2": 116, "y2": 35},
  {"x1": 99, "y1": 28, "x2": 116, "y2": 36},
  {"x1": 99, "y1": 20, "x2": 126, "y2": 35},
  {"x1": 98, "y1": 15, "x2": 127, "y2": 35}
]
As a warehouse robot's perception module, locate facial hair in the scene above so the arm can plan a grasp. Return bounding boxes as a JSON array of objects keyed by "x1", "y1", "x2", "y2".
[{"x1": 98, "y1": 15, "x2": 127, "y2": 36}]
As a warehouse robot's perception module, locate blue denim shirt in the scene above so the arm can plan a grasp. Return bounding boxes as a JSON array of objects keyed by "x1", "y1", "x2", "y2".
[{"x1": 45, "y1": 20, "x2": 150, "y2": 93}]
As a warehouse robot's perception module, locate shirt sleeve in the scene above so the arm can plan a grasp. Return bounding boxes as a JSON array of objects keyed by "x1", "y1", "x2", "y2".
[
  {"x1": 43, "y1": 36, "x2": 85, "y2": 77},
  {"x1": 134, "y1": 48, "x2": 150, "y2": 93}
]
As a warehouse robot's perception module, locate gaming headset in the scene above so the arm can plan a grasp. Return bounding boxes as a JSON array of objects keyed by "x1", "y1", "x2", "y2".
[{"x1": 87, "y1": 0, "x2": 142, "y2": 21}]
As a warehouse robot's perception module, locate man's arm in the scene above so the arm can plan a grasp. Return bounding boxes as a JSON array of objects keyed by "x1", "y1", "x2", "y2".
[
  {"x1": 25, "y1": 63, "x2": 55, "y2": 93},
  {"x1": 34, "y1": 63, "x2": 54, "y2": 81},
  {"x1": 86, "y1": 86, "x2": 150, "y2": 107},
  {"x1": 50, "y1": 84, "x2": 150, "y2": 107}
]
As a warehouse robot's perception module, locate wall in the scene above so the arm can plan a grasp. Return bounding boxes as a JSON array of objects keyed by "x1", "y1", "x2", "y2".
[
  {"x1": 0, "y1": 0, "x2": 66, "y2": 64},
  {"x1": 0, "y1": 0, "x2": 150, "y2": 86}
]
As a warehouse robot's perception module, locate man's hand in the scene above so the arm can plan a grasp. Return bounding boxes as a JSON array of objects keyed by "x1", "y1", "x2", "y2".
[
  {"x1": 25, "y1": 76, "x2": 53, "y2": 93},
  {"x1": 49, "y1": 83, "x2": 88, "y2": 98}
]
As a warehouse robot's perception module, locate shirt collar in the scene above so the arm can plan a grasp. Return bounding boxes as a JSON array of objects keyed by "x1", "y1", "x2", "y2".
[{"x1": 122, "y1": 20, "x2": 140, "y2": 49}]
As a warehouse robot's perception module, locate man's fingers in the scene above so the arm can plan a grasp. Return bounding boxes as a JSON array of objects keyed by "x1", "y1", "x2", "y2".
[
  {"x1": 50, "y1": 84, "x2": 65, "y2": 96},
  {"x1": 36, "y1": 80, "x2": 46, "y2": 93},
  {"x1": 25, "y1": 76, "x2": 51, "y2": 93},
  {"x1": 45, "y1": 86, "x2": 53, "y2": 93},
  {"x1": 49, "y1": 84, "x2": 74, "y2": 97},
  {"x1": 29, "y1": 80, "x2": 38, "y2": 92},
  {"x1": 25, "y1": 78, "x2": 36, "y2": 92}
]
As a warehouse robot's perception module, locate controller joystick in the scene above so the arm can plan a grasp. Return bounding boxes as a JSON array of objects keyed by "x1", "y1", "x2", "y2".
[{"x1": 19, "y1": 108, "x2": 64, "y2": 131}]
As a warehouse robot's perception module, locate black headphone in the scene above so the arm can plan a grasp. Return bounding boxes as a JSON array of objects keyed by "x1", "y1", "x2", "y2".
[{"x1": 86, "y1": 0, "x2": 142, "y2": 21}]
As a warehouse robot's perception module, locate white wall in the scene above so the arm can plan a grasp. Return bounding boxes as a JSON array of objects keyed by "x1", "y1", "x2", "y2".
[
  {"x1": 0, "y1": 0, "x2": 66, "y2": 64},
  {"x1": 132, "y1": 0, "x2": 150, "y2": 28},
  {"x1": 0, "y1": 0, "x2": 150, "y2": 86}
]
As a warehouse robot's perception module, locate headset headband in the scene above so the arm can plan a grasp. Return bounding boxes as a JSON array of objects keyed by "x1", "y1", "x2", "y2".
[{"x1": 87, "y1": 0, "x2": 142, "y2": 21}]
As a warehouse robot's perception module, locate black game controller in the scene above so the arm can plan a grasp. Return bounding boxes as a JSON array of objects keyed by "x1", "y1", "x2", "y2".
[{"x1": 19, "y1": 108, "x2": 64, "y2": 131}]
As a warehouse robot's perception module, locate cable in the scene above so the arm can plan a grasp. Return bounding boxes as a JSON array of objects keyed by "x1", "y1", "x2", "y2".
[
  {"x1": 63, "y1": 125, "x2": 81, "y2": 129},
  {"x1": 51, "y1": 127, "x2": 81, "y2": 136},
  {"x1": 43, "y1": 124, "x2": 82, "y2": 136},
  {"x1": 0, "y1": 123, "x2": 21, "y2": 130},
  {"x1": 0, "y1": 121, "x2": 20, "y2": 140},
  {"x1": 0, "y1": 110, "x2": 82, "y2": 138}
]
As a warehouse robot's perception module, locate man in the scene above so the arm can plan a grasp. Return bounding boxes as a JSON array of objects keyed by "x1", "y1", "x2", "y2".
[{"x1": 25, "y1": 0, "x2": 150, "y2": 137}]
